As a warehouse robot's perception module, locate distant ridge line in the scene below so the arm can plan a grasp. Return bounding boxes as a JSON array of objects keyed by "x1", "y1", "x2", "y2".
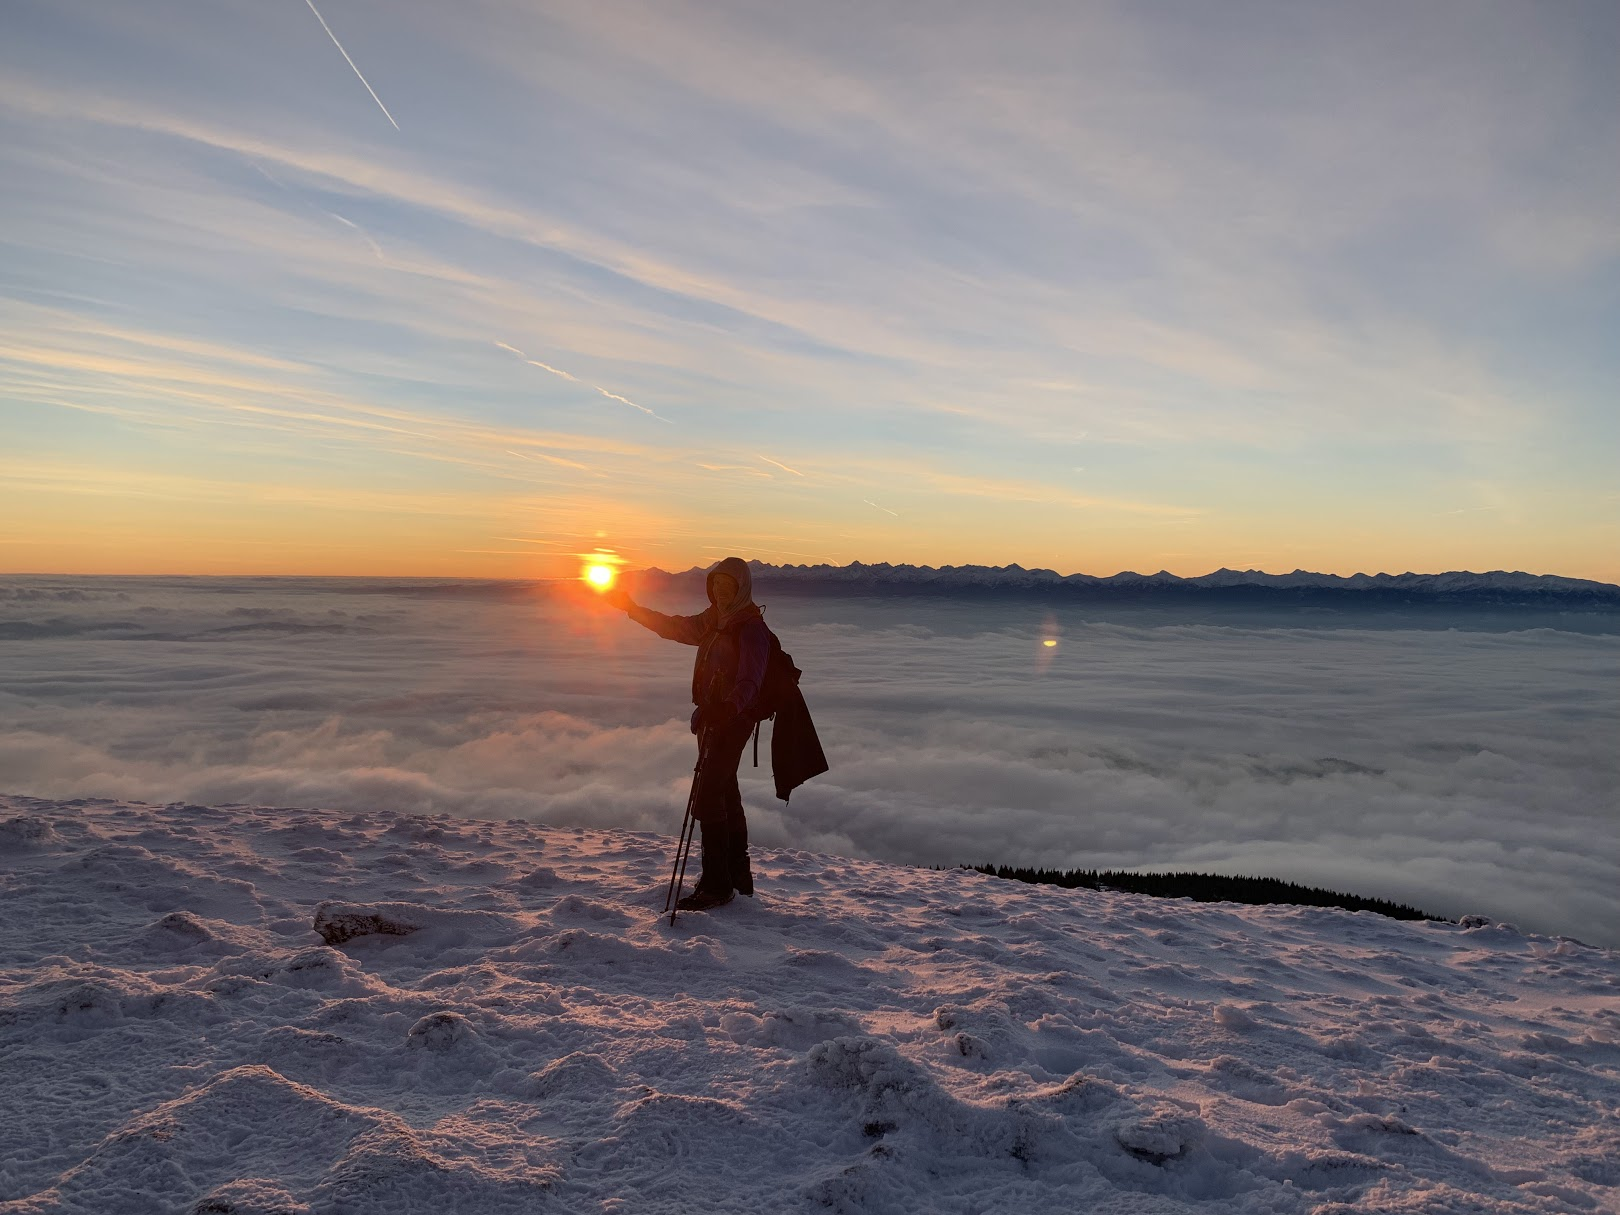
[{"x1": 630, "y1": 560, "x2": 1620, "y2": 599}]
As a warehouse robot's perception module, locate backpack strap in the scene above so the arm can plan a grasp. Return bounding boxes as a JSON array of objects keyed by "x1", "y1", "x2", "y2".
[{"x1": 752, "y1": 718, "x2": 761, "y2": 767}]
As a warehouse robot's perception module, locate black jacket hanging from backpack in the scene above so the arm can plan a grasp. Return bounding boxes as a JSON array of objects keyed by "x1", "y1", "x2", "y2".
[{"x1": 751, "y1": 631, "x2": 829, "y2": 802}]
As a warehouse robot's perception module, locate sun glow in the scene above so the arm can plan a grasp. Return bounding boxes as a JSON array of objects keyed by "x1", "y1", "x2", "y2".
[{"x1": 576, "y1": 546, "x2": 626, "y2": 592}]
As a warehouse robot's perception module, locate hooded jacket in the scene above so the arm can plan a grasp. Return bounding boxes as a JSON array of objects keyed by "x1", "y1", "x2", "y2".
[
  {"x1": 627, "y1": 556, "x2": 829, "y2": 801},
  {"x1": 626, "y1": 556, "x2": 771, "y2": 714}
]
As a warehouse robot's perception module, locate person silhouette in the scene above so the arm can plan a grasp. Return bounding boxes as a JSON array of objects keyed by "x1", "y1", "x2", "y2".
[{"x1": 608, "y1": 556, "x2": 767, "y2": 910}]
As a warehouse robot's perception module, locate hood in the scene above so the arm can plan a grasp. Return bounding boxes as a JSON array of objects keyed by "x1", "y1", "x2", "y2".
[{"x1": 706, "y1": 556, "x2": 758, "y2": 628}]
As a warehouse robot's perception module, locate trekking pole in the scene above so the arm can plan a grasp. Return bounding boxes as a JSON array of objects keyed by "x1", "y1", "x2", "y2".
[
  {"x1": 664, "y1": 728, "x2": 708, "y2": 924},
  {"x1": 667, "y1": 812, "x2": 697, "y2": 927},
  {"x1": 666, "y1": 674, "x2": 724, "y2": 925},
  {"x1": 663, "y1": 807, "x2": 696, "y2": 919},
  {"x1": 662, "y1": 802, "x2": 690, "y2": 912}
]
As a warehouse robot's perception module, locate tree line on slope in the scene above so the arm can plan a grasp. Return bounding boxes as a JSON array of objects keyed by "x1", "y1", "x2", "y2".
[{"x1": 963, "y1": 865, "x2": 1446, "y2": 923}]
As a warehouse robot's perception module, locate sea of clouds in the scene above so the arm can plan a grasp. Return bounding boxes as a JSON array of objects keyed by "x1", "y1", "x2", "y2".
[{"x1": 1, "y1": 576, "x2": 1615, "y2": 943}]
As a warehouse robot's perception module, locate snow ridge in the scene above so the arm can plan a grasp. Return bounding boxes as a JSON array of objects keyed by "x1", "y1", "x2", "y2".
[{"x1": 2, "y1": 796, "x2": 1617, "y2": 1214}]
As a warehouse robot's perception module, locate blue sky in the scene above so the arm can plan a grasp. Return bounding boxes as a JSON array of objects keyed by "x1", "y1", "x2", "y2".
[{"x1": 2, "y1": 0, "x2": 1616, "y2": 578}]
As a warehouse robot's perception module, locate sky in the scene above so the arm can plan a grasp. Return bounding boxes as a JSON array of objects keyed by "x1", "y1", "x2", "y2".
[
  {"x1": 2, "y1": 0, "x2": 1618, "y2": 580},
  {"x1": 3, "y1": 577, "x2": 1615, "y2": 942}
]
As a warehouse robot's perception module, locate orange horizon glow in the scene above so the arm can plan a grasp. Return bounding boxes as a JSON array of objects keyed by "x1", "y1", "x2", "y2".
[
  {"x1": 2, "y1": 502, "x2": 1615, "y2": 585},
  {"x1": 3, "y1": 543, "x2": 1617, "y2": 585}
]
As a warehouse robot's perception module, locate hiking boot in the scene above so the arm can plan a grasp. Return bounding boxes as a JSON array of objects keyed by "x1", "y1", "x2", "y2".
[{"x1": 676, "y1": 887, "x2": 735, "y2": 912}]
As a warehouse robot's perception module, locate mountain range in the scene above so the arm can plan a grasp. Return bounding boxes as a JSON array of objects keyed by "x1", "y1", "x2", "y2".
[{"x1": 631, "y1": 561, "x2": 1620, "y2": 603}]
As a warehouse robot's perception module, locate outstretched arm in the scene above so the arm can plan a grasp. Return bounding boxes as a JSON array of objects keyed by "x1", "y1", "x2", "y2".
[{"x1": 611, "y1": 590, "x2": 712, "y2": 646}]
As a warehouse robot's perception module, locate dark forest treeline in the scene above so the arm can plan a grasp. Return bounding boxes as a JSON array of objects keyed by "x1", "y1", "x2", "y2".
[{"x1": 965, "y1": 865, "x2": 1446, "y2": 923}]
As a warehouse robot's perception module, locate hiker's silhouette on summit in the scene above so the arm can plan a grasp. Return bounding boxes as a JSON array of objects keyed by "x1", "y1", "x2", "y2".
[{"x1": 608, "y1": 556, "x2": 827, "y2": 913}]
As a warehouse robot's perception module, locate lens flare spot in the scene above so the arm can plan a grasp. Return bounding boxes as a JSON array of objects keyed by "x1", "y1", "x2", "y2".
[{"x1": 1043, "y1": 639, "x2": 1058, "y2": 647}]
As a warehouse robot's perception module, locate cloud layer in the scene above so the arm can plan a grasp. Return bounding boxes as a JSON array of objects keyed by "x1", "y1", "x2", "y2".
[{"x1": 1, "y1": 576, "x2": 1615, "y2": 943}]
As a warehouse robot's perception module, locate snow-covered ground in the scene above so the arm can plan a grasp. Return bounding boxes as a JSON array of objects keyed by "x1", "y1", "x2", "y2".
[{"x1": 2, "y1": 796, "x2": 1616, "y2": 1215}]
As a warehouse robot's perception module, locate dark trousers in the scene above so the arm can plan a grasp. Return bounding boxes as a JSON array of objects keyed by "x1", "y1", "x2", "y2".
[{"x1": 692, "y1": 716, "x2": 754, "y2": 896}]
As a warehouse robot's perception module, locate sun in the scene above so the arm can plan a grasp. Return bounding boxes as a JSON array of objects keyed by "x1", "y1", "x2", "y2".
[{"x1": 583, "y1": 564, "x2": 616, "y2": 590}]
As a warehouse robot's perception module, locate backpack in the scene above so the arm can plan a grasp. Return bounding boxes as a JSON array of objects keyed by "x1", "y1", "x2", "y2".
[
  {"x1": 749, "y1": 627, "x2": 829, "y2": 802},
  {"x1": 752, "y1": 630, "x2": 803, "y2": 724}
]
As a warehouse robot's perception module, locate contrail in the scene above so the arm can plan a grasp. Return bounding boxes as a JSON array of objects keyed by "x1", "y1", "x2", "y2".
[
  {"x1": 301, "y1": 0, "x2": 400, "y2": 131},
  {"x1": 757, "y1": 454, "x2": 805, "y2": 477},
  {"x1": 327, "y1": 212, "x2": 385, "y2": 261},
  {"x1": 495, "y1": 342, "x2": 577, "y2": 383},
  {"x1": 495, "y1": 339, "x2": 671, "y2": 422},
  {"x1": 596, "y1": 386, "x2": 671, "y2": 423},
  {"x1": 529, "y1": 359, "x2": 580, "y2": 383},
  {"x1": 863, "y1": 499, "x2": 900, "y2": 517},
  {"x1": 248, "y1": 160, "x2": 287, "y2": 189},
  {"x1": 506, "y1": 448, "x2": 590, "y2": 471},
  {"x1": 699, "y1": 463, "x2": 771, "y2": 477}
]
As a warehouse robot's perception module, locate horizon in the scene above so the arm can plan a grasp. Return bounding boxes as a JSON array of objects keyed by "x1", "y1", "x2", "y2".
[
  {"x1": 4, "y1": 559, "x2": 1617, "y2": 588},
  {"x1": 4, "y1": 2, "x2": 1618, "y2": 582}
]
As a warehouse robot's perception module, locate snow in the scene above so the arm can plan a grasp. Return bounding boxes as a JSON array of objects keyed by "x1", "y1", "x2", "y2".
[{"x1": 3, "y1": 795, "x2": 1617, "y2": 1215}]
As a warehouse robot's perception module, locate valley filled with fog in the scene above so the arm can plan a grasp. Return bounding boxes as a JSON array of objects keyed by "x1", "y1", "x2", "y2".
[{"x1": 2, "y1": 575, "x2": 1615, "y2": 943}]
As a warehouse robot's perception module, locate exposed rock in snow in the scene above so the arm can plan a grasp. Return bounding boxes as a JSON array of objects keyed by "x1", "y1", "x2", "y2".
[
  {"x1": 311, "y1": 900, "x2": 516, "y2": 948},
  {"x1": 405, "y1": 1011, "x2": 481, "y2": 1053},
  {"x1": 189, "y1": 1176, "x2": 312, "y2": 1215},
  {"x1": 312, "y1": 902, "x2": 427, "y2": 946},
  {"x1": 2, "y1": 794, "x2": 1617, "y2": 1214}
]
